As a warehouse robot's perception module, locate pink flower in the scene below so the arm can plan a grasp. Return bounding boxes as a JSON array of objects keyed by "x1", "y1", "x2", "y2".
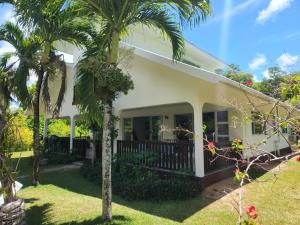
[
  {"x1": 207, "y1": 142, "x2": 215, "y2": 151},
  {"x1": 296, "y1": 156, "x2": 300, "y2": 162},
  {"x1": 246, "y1": 205, "x2": 258, "y2": 219}
]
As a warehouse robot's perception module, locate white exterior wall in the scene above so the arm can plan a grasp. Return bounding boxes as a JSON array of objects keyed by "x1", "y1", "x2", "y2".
[
  {"x1": 50, "y1": 29, "x2": 290, "y2": 177},
  {"x1": 45, "y1": 51, "x2": 290, "y2": 177}
]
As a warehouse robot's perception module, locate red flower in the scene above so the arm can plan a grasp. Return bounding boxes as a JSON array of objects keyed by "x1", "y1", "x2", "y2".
[
  {"x1": 246, "y1": 205, "x2": 258, "y2": 219},
  {"x1": 296, "y1": 156, "x2": 300, "y2": 162},
  {"x1": 207, "y1": 142, "x2": 215, "y2": 150},
  {"x1": 244, "y1": 81, "x2": 253, "y2": 87}
]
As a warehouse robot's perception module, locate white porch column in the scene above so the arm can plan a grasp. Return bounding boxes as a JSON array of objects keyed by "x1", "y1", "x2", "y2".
[
  {"x1": 70, "y1": 116, "x2": 76, "y2": 153},
  {"x1": 193, "y1": 102, "x2": 205, "y2": 177}
]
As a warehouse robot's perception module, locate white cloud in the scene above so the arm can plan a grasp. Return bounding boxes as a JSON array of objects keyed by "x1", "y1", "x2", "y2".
[
  {"x1": 257, "y1": 0, "x2": 293, "y2": 23},
  {"x1": 0, "y1": 42, "x2": 15, "y2": 55},
  {"x1": 210, "y1": 0, "x2": 259, "y2": 23},
  {"x1": 0, "y1": 42, "x2": 18, "y2": 68},
  {"x1": 262, "y1": 69, "x2": 270, "y2": 79},
  {"x1": 3, "y1": 9, "x2": 16, "y2": 23},
  {"x1": 27, "y1": 72, "x2": 38, "y2": 86},
  {"x1": 276, "y1": 53, "x2": 299, "y2": 68},
  {"x1": 249, "y1": 54, "x2": 267, "y2": 70},
  {"x1": 253, "y1": 74, "x2": 260, "y2": 82}
]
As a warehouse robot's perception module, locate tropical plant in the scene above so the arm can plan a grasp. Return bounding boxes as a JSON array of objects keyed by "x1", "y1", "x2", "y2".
[
  {"x1": 74, "y1": 0, "x2": 211, "y2": 221},
  {"x1": 0, "y1": 54, "x2": 25, "y2": 224},
  {"x1": 3, "y1": 111, "x2": 33, "y2": 152},
  {"x1": 0, "y1": 53, "x2": 14, "y2": 145},
  {"x1": 1, "y1": 0, "x2": 87, "y2": 185}
]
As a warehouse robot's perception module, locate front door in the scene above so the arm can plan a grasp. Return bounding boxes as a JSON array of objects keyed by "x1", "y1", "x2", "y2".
[{"x1": 133, "y1": 117, "x2": 150, "y2": 141}]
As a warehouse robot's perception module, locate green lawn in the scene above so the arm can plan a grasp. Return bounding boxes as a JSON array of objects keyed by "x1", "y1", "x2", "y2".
[{"x1": 14, "y1": 152, "x2": 300, "y2": 225}]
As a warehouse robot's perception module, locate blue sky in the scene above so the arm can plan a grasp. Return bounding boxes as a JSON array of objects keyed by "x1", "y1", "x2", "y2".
[
  {"x1": 183, "y1": 0, "x2": 300, "y2": 80},
  {"x1": 1, "y1": 0, "x2": 300, "y2": 81}
]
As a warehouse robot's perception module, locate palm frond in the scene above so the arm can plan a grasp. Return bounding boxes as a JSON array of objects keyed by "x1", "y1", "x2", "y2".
[
  {"x1": 52, "y1": 57, "x2": 67, "y2": 118},
  {"x1": 127, "y1": 5, "x2": 184, "y2": 60}
]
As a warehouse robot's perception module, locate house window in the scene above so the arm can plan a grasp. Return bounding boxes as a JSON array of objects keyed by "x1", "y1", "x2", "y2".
[
  {"x1": 123, "y1": 116, "x2": 162, "y2": 141},
  {"x1": 216, "y1": 111, "x2": 229, "y2": 143},
  {"x1": 123, "y1": 118, "x2": 133, "y2": 141},
  {"x1": 252, "y1": 112, "x2": 264, "y2": 134}
]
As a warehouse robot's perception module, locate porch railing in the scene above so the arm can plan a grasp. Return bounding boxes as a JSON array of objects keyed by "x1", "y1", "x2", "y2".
[
  {"x1": 44, "y1": 136, "x2": 90, "y2": 159},
  {"x1": 117, "y1": 140, "x2": 195, "y2": 173}
]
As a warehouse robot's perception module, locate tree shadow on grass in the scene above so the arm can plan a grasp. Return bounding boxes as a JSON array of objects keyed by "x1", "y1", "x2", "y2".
[
  {"x1": 25, "y1": 202, "x2": 53, "y2": 225},
  {"x1": 33, "y1": 170, "x2": 209, "y2": 222},
  {"x1": 24, "y1": 164, "x2": 276, "y2": 223}
]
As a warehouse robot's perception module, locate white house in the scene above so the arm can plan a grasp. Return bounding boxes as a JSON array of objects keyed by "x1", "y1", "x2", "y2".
[{"x1": 44, "y1": 27, "x2": 291, "y2": 184}]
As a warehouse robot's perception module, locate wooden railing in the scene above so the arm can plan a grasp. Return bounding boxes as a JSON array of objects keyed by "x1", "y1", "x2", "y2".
[
  {"x1": 44, "y1": 136, "x2": 90, "y2": 158},
  {"x1": 204, "y1": 144, "x2": 241, "y2": 174},
  {"x1": 117, "y1": 140, "x2": 195, "y2": 173}
]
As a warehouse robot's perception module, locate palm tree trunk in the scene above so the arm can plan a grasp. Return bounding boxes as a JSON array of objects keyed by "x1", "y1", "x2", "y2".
[
  {"x1": 102, "y1": 30, "x2": 120, "y2": 222},
  {"x1": 101, "y1": 102, "x2": 112, "y2": 222},
  {"x1": 0, "y1": 104, "x2": 7, "y2": 147},
  {"x1": 32, "y1": 71, "x2": 44, "y2": 186}
]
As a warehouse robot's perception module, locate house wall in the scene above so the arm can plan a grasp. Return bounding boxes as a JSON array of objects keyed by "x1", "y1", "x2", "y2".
[
  {"x1": 44, "y1": 51, "x2": 290, "y2": 177},
  {"x1": 113, "y1": 53, "x2": 290, "y2": 160}
]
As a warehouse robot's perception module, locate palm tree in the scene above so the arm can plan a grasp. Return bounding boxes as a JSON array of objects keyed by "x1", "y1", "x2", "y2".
[
  {"x1": 1, "y1": 0, "x2": 87, "y2": 185},
  {"x1": 0, "y1": 53, "x2": 15, "y2": 146},
  {"x1": 75, "y1": 0, "x2": 211, "y2": 221}
]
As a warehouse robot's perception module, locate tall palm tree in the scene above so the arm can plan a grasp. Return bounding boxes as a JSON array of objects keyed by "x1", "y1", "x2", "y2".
[
  {"x1": 0, "y1": 53, "x2": 15, "y2": 146},
  {"x1": 1, "y1": 0, "x2": 87, "y2": 185},
  {"x1": 75, "y1": 0, "x2": 211, "y2": 221}
]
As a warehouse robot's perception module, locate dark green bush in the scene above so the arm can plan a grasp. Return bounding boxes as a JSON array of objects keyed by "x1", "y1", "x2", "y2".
[
  {"x1": 46, "y1": 152, "x2": 82, "y2": 165},
  {"x1": 80, "y1": 153, "x2": 202, "y2": 201},
  {"x1": 80, "y1": 160, "x2": 101, "y2": 183}
]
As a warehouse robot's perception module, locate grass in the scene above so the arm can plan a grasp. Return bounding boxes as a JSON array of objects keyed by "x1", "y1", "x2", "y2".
[{"x1": 13, "y1": 152, "x2": 300, "y2": 225}]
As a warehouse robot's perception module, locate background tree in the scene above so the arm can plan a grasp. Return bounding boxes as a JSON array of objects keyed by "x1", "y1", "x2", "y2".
[
  {"x1": 76, "y1": 0, "x2": 211, "y2": 221},
  {"x1": 225, "y1": 64, "x2": 254, "y2": 85},
  {"x1": 2, "y1": 0, "x2": 87, "y2": 185},
  {"x1": 254, "y1": 66, "x2": 286, "y2": 99}
]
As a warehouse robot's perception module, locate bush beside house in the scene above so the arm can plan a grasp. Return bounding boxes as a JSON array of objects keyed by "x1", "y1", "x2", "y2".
[{"x1": 80, "y1": 154, "x2": 202, "y2": 201}]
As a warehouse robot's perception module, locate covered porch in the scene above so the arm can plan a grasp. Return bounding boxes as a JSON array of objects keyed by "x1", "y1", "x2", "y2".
[{"x1": 116, "y1": 102, "x2": 241, "y2": 177}]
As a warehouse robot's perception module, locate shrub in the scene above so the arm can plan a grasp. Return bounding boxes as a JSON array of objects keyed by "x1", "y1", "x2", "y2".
[
  {"x1": 3, "y1": 112, "x2": 33, "y2": 152},
  {"x1": 46, "y1": 152, "x2": 82, "y2": 165},
  {"x1": 80, "y1": 153, "x2": 202, "y2": 201}
]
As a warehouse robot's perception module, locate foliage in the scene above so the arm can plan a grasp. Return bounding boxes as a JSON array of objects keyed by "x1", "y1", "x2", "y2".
[
  {"x1": 281, "y1": 72, "x2": 300, "y2": 105},
  {"x1": 254, "y1": 67, "x2": 286, "y2": 100},
  {"x1": 80, "y1": 153, "x2": 202, "y2": 201},
  {"x1": 26, "y1": 115, "x2": 45, "y2": 138},
  {"x1": 224, "y1": 64, "x2": 254, "y2": 85},
  {"x1": 46, "y1": 152, "x2": 82, "y2": 165},
  {"x1": 3, "y1": 112, "x2": 33, "y2": 152}
]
